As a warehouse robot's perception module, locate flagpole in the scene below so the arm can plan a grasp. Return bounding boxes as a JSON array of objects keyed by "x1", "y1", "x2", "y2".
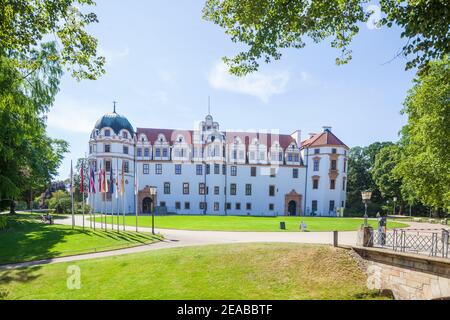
[
  {"x1": 71, "y1": 160, "x2": 74, "y2": 230},
  {"x1": 82, "y1": 157, "x2": 85, "y2": 230},
  {"x1": 134, "y1": 139, "x2": 138, "y2": 232},
  {"x1": 116, "y1": 158, "x2": 120, "y2": 233}
]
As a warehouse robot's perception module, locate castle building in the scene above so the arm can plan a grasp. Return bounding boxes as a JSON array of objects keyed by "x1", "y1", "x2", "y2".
[{"x1": 88, "y1": 109, "x2": 349, "y2": 216}]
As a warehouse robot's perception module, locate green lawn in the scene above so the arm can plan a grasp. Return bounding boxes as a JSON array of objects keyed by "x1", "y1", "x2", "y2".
[
  {"x1": 94, "y1": 215, "x2": 408, "y2": 232},
  {"x1": 0, "y1": 243, "x2": 387, "y2": 300},
  {"x1": 0, "y1": 213, "x2": 161, "y2": 265}
]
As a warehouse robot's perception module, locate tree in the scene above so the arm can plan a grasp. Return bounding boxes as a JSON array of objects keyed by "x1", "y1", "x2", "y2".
[
  {"x1": 372, "y1": 144, "x2": 404, "y2": 214},
  {"x1": 346, "y1": 142, "x2": 393, "y2": 214},
  {"x1": 395, "y1": 58, "x2": 450, "y2": 212},
  {"x1": 0, "y1": 43, "x2": 68, "y2": 211},
  {"x1": 203, "y1": 0, "x2": 450, "y2": 76},
  {"x1": 0, "y1": 0, "x2": 105, "y2": 80}
]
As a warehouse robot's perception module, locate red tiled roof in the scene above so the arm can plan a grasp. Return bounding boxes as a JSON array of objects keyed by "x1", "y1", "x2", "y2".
[
  {"x1": 301, "y1": 130, "x2": 348, "y2": 149},
  {"x1": 136, "y1": 128, "x2": 194, "y2": 144}
]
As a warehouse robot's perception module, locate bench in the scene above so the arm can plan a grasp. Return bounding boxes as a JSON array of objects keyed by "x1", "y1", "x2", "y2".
[{"x1": 41, "y1": 214, "x2": 54, "y2": 225}]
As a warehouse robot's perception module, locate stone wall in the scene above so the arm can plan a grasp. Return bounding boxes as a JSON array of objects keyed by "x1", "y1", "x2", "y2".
[{"x1": 352, "y1": 246, "x2": 450, "y2": 300}]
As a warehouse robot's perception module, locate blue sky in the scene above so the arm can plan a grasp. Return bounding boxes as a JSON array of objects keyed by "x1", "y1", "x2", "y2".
[{"x1": 46, "y1": 0, "x2": 417, "y2": 180}]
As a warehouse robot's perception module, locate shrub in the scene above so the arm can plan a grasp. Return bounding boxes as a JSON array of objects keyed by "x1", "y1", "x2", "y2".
[{"x1": 0, "y1": 215, "x2": 8, "y2": 231}]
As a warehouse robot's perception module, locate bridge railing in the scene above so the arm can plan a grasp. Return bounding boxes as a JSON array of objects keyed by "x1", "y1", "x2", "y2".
[{"x1": 371, "y1": 228, "x2": 449, "y2": 259}]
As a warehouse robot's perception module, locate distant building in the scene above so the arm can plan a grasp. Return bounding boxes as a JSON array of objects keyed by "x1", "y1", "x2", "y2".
[{"x1": 87, "y1": 109, "x2": 349, "y2": 216}]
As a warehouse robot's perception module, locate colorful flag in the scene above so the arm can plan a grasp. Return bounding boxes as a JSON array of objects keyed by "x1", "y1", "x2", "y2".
[
  {"x1": 89, "y1": 162, "x2": 96, "y2": 193},
  {"x1": 109, "y1": 165, "x2": 114, "y2": 195},
  {"x1": 115, "y1": 161, "x2": 119, "y2": 199},
  {"x1": 134, "y1": 166, "x2": 138, "y2": 195},
  {"x1": 104, "y1": 167, "x2": 108, "y2": 193},
  {"x1": 120, "y1": 161, "x2": 125, "y2": 196},
  {"x1": 80, "y1": 160, "x2": 84, "y2": 193}
]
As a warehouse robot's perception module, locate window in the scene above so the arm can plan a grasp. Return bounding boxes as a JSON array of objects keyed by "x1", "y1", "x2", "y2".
[
  {"x1": 313, "y1": 159, "x2": 320, "y2": 171},
  {"x1": 105, "y1": 129, "x2": 111, "y2": 137},
  {"x1": 206, "y1": 164, "x2": 210, "y2": 175},
  {"x1": 200, "y1": 202, "x2": 207, "y2": 210},
  {"x1": 246, "y1": 203, "x2": 252, "y2": 210},
  {"x1": 183, "y1": 183, "x2": 189, "y2": 195},
  {"x1": 269, "y1": 185, "x2": 275, "y2": 197},
  {"x1": 330, "y1": 179, "x2": 336, "y2": 190},
  {"x1": 214, "y1": 202, "x2": 219, "y2": 211},
  {"x1": 329, "y1": 200, "x2": 335, "y2": 212},
  {"x1": 89, "y1": 145, "x2": 93, "y2": 154},
  {"x1": 270, "y1": 168, "x2": 276, "y2": 178},
  {"x1": 235, "y1": 203, "x2": 241, "y2": 210},
  {"x1": 230, "y1": 183, "x2": 237, "y2": 195},
  {"x1": 226, "y1": 203, "x2": 231, "y2": 210},
  {"x1": 163, "y1": 148, "x2": 168, "y2": 157},
  {"x1": 293, "y1": 168, "x2": 299, "y2": 179},
  {"x1": 155, "y1": 148, "x2": 160, "y2": 157},
  {"x1": 269, "y1": 203, "x2": 274, "y2": 211},
  {"x1": 294, "y1": 154, "x2": 299, "y2": 162},
  {"x1": 250, "y1": 167, "x2": 257, "y2": 177},
  {"x1": 143, "y1": 164, "x2": 149, "y2": 174},
  {"x1": 214, "y1": 186, "x2": 220, "y2": 195},
  {"x1": 123, "y1": 146, "x2": 129, "y2": 154},
  {"x1": 314, "y1": 148, "x2": 320, "y2": 154},
  {"x1": 287, "y1": 153, "x2": 293, "y2": 162},
  {"x1": 196, "y1": 164, "x2": 203, "y2": 175},
  {"x1": 343, "y1": 177, "x2": 346, "y2": 191},
  {"x1": 214, "y1": 164, "x2": 220, "y2": 174},
  {"x1": 312, "y1": 200, "x2": 318, "y2": 212},
  {"x1": 232, "y1": 149, "x2": 237, "y2": 160},
  {"x1": 199, "y1": 183, "x2": 206, "y2": 195},
  {"x1": 160, "y1": 201, "x2": 166, "y2": 207},
  {"x1": 137, "y1": 148, "x2": 142, "y2": 157},
  {"x1": 175, "y1": 202, "x2": 181, "y2": 210},
  {"x1": 343, "y1": 159, "x2": 347, "y2": 173},
  {"x1": 105, "y1": 160, "x2": 111, "y2": 172},
  {"x1": 332, "y1": 148, "x2": 337, "y2": 154},
  {"x1": 122, "y1": 132, "x2": 128, "y2": 139},
  {"x1": 155, "y1": 164, "x2": 162, "y2": 175},
  {"x1": 164, "y1": 182, "x2": 170, "y2": 194},
  {"x1": 175, "y1": 164, "x2": 182, "y2": 175},
  {"x1": 124, "y1": 161, "x2": 129, "y2": 173},
  {"x1": 331, "y1": 160, "x2": 337, "y2": 171},
  {"x1": 231, "y1": 166, "x2": 237, "y2": 176},
  {"x1": 249, "y1": 152, "x2": 255, "y2": 161},
  {"x1": 313, "y1": 179, "x2": 319, "y2": 189},
  {"x1": 144, "y1": 148, "x2": 150, "y2": 157},
  {"x1": 104, "y1": 144, "x2": 111, "y2": 153},
  {"x1": 184, "y1": 202, "x2": 190, "y2": 210},
  {"x1": 245, "y1": 184, "x2": 252, "y2": 196},
  {"x1": 222, "y1": 164, "x2": 226, "y2": 175}
]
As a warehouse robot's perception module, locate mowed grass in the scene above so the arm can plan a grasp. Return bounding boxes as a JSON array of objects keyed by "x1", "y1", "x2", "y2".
[
  {"x1": 94, "y1": 215, "x2": 408, "y2": 232},
  {"x1": 0, "y1": 243, "x2": 386, "y2": 300},
  {"x1": 0, "y1": 213, "x2": 161, "y2": 265}
]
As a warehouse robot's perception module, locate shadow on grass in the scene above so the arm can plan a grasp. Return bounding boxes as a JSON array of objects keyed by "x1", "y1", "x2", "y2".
[
  {"x1": 0, "y1": 213, "x2": 160, "y2": 265},
  {"x1": 0, "y1": 266, "x2": 43, "y2": 300}
]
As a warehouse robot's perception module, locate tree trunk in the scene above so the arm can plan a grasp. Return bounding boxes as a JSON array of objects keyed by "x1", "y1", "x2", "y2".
[{"x1": 9, "y1": 200, "x2": 16, "y2": 215}]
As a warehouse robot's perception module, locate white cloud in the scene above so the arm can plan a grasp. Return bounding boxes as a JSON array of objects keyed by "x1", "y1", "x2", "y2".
[
  {"x1": 98, "y1": 46, "x2": 130, "y2": 65},
  {"x1": 208, "y1": 61, "x2": 290, "y2": 103},
  {"x1": 46, "y1": 97, "x2": 101, "y2": 134}
]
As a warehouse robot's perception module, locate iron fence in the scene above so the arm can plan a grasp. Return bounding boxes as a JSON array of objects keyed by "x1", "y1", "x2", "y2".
[{"x1": 371, "y1": 228, "x2": 449, "y2": 259}]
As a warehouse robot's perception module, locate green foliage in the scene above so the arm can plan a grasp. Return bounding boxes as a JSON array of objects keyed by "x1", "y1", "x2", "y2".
[
  {"x1": 372, "y1": 144, "x2": 404, "y2": 212},
  {"x1": 0, "y1": 215, "x2": 8, "y2": 230},
  {"x1": 395, "y1": 58, "x2": 450, "y2": 211},
  {"x1": 346, "y1": 142, "x2": 394, "y2": 213},
  {"x1": 0, "y1": 43, "x2": 68, "y2": 206},
  {"x1": 0, "y1": 0, "x2": 105, "y2": 80},
  {"x1": 203, "y1": 0, "x2": 450, "y2": 76}
]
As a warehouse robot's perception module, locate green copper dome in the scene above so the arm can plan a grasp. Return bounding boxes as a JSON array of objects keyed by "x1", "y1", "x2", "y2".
[{"x1": 94, "y1": 112, "x2": 135, "y2": 136}]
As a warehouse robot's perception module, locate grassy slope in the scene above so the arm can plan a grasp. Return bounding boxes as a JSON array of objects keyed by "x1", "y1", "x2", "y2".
[
  {"x1": 0, "y1": 243, "x2": 385, "y2": 300},
  {"x1": 94, "y1": 215, "x2": 408, "y2": 232},
  {"x1": 0, "y1": 214, "x2": 161, "y2": 265}
]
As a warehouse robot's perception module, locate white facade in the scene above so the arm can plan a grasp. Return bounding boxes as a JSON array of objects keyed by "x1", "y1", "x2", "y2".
[{"x1": 88, "y1": 112, "x2": 349, "y2": 216}]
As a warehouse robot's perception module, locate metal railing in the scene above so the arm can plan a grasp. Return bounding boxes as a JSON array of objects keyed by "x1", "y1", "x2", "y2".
[{"x1": 371, "y1": 228, "x2": 449, "y2": 259}]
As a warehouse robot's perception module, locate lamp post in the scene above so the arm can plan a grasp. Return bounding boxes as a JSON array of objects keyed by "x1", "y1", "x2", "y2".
[
  {"x1": 361, "y1": 190, "x2": 372, "y2": 227},
  {"x1": 149, "y1": 186, "x2": 157, "y2": 235}
]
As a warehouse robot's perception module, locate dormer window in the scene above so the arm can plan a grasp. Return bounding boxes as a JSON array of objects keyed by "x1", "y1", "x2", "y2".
[
  {"x1": 332, "y1": 148, "x2": 337, "y2": 154},
  {"x1": 105, "y1": 129, "x2": 111, "y2": 137},
  {"x1": 122, "y1": 132, "x2": 128, "y2": 139},
  {"x1": 315, "y1": 148, "x2": 320, "y2": 154}
]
